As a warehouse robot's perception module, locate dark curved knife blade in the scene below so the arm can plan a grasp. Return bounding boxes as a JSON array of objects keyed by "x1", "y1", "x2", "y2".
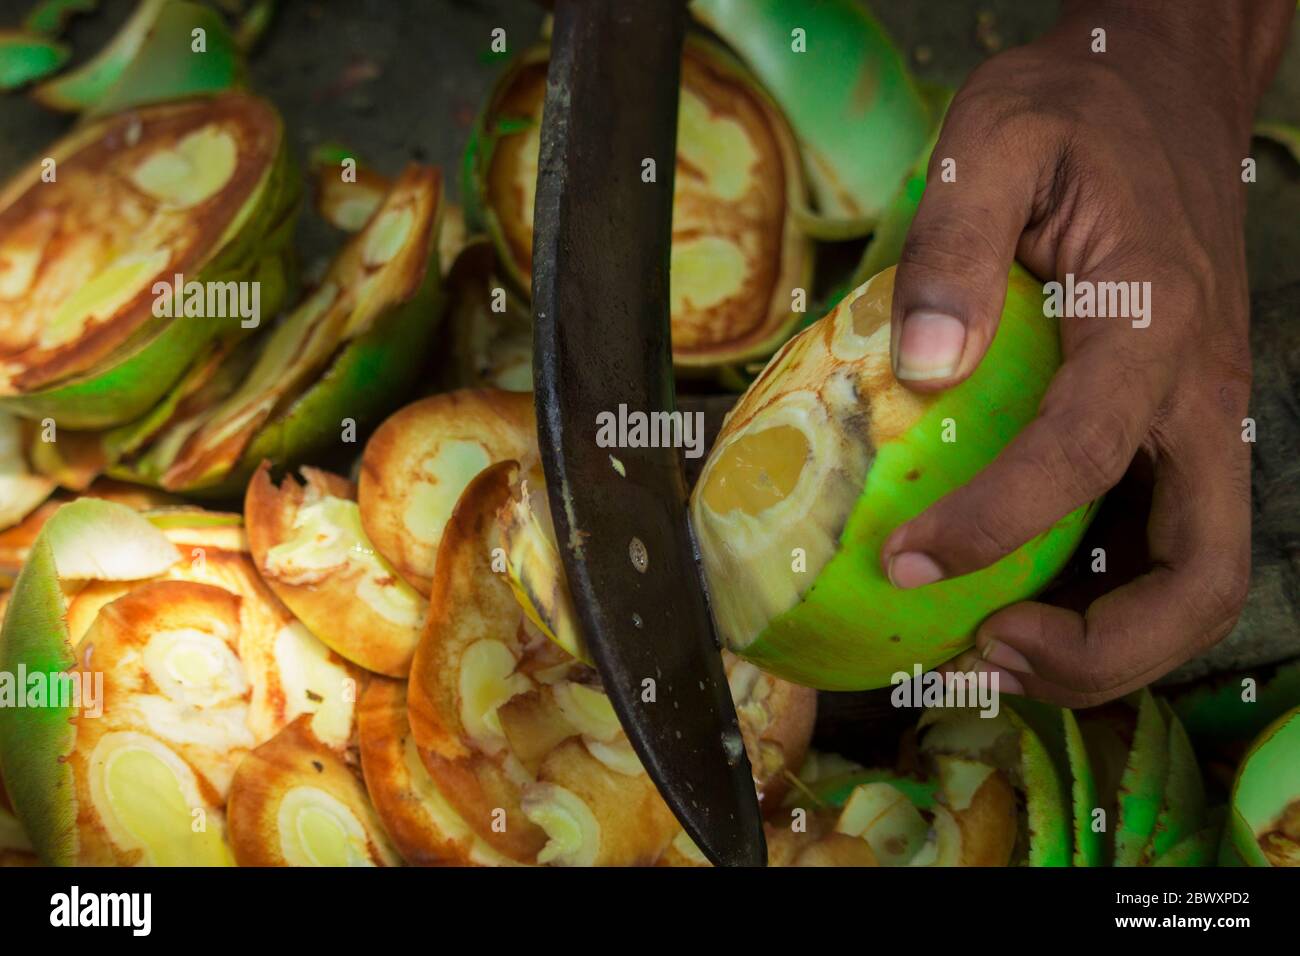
[{"x1": 531, "y1": 0, "x2": 766, "y2": 866}]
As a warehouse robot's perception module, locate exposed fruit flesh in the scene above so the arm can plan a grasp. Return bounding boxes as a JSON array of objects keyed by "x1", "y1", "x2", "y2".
[
  {"x1": 0, "y1": 501, "x2": 358, "y2": 864},
  {"x1": 358, "y1": 389, "x2": 536, "y2": 594},
  {"x1": 142, "y1": 165, "x2": 441, "y2": 491},
  {"x1": 479, "y1": 40, "x2": 809, "y2": 367},
  {"x1": 246, "y1": 463, "x2": 426, "y2": 676},
  {"x1": 226, "y1": 717, "x2": 399, "y2": 867},
  {"x1": 357, "y1": 678, "x2": 516, "y2": 866},
  {"x1": 0, "y1": 95, "x2": 284, "y2": 405},
  {"x1": 405, "y1": 461, "x2": 775, "y2": 866},
  {"x1": 692, "y1": 264, "x2": 1093, "y2": 689}
]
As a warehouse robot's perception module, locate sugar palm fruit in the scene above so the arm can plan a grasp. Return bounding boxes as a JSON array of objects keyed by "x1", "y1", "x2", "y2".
[
  {"x1": 690, "y1": 265, "x2": 1095, "y2": 690},
  {"x1": 1165, "y1": 657, "x2": 1300, "y2": 766},
  {"x1": 245, "y1": 463, "x2": 426, "y2": 677},
  {"x1": 30, "y1": 0, "x2": 243, "y2": 115},
  {"x1": 1223, "y1": 706, "x2": 1300, "y2": 866},
  {"x1": 0, "y1": 92, "x2": 298, "y2": 429},
  {"x1": 384, "y1": 461, "x2": 814, "y2": 866},
  {"x1": 357, "y1": 388, "x2": 536, "y2": 595},
  {"x1": 110, "y1": 164, "x2": 444, "y2": 495},
  {"x1": 690, "y1": 0, "x2": 934, "y2": 238},
  {"x1": 226, "y1": 716, "x2": 401, "y2": 867},
  {"x1": 466, "y1": 37, "x2": 812, "y2": 372},
  {"x1": 0, "y1": 499, "x2": 358, "y2": 865}
]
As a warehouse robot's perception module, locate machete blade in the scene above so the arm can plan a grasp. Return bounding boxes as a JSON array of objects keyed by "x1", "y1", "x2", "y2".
[{"x1": 530, "y1": 0, "x2": 766, "y2": 866}]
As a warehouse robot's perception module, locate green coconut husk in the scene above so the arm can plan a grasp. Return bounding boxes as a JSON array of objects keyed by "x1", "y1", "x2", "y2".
[
  {"x1": 690, "y1": 0, "x2": 933, "y2": 238},
  {"x1": 32, "y1": 0, "x2": 243, "y2": 114},
  {"x1": 0, "y1": 29, "x2": 68, "y2": 88}
]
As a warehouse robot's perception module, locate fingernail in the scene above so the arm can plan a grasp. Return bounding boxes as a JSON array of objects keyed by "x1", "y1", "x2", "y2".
[
  {"x1": 980, "y1": 638, "x2": 1034, "y2": 675},
  {"x1": 974, "y1": 659, "x2": 1024, "y2": 696},
  {"x1": 895, "y1": 310, "x2": 965, "y2": 381},
  {"x1": 887, "y1": 551, "x2": 945, "y2": 589}
]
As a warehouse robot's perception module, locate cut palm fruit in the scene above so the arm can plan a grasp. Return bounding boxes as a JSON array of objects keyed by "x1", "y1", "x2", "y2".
[
  {"x1": 0, "y1": 480, "x2": 184, "y2": 582},
  {"x1": 31, "y1": 0, "x2": 242, "y2": 114},
  {"x1": 405, "y1": 462, "x2": 719, "y2": 866},
  {"x1": 310, "y1": 144, "x2": 394, "y2": 232},
  {"x1": 406, "y1": 461, "x2": 555, "y2": 863},
  {"x1": 918, "y1": 706, "x2": 1071, "y2": 866},
  {"x1": 492, "y1": 460, "x2": 817, "y2": 803},
  {"x1": 467, "y1": 37, "x2": 811, "y2": 370},
  {"x1": 118, "y1": 165, "x2": 443, "y2": 494},
  {"x1": 358, "y1": 388, "x2": 535, "y2": 595},
  {"x1": 1224, "y1": 706, "x2": 1300, "y2": 866},
  {"x1": 690, "y1": 265, "x2": 1094, "y2": 690},
  {"x1": 690, "y1": 0, "x2": 933, "y2": 236},
  {"x1": 0, "y1": 93, "x2": 298, "y2": 428},
  {"x1": 246, "y1": 462, "x2": 427, "y2": 676},
  {"x1": 358, "y1": 677, "x2": 516, "y2": 866},
  {"x1": 834, "y1": 781, "x2": 930, "y2": 865},
  {"x1": 0, "y1": 29, "x2": 68, "y2": 88},
  {"x1": 0, "y1": 499, "x2": 358, "y2": 864},
  {"x1": 0, "y1": 411, "x2": 55, "y2": 529},
  {"x1": 439, "y1": 241, "x2": 533, "y2": 392},
  {"x1": 227, "y1": 717, "x2": 400, "y2": 867}
]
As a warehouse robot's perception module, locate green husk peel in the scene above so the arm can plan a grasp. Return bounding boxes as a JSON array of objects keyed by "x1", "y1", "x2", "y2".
[
  {"x1": 0, "y1": 29, "x2": 68, "y2": 88},
  {"x1": 690, "y1": 0, "x2": 932, "y2": 235}
]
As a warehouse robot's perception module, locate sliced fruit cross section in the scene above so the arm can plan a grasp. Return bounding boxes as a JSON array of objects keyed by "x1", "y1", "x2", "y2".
[
  {"x1": 0, "y1": 94, "x2": 290, "y2": 428},
  {"x1": 472, "y1": 39, "x2": 810, "y2": 369}
]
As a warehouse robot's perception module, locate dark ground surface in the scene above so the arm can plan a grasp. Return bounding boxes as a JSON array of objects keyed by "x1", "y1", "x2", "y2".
[{"x1": 0, "y1": 0, "x2": 1297, "y2": 688}]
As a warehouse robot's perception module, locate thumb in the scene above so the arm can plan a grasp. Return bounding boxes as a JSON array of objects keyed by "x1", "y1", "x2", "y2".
[{"x1": 889, "y1": 104, "x2": 1044, "y2": 392}]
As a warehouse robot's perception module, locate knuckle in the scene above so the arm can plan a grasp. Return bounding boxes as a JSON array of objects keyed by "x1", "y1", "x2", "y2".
[{"x1": 1200, "y1": 560, "x2": 1251, "y2": 633}]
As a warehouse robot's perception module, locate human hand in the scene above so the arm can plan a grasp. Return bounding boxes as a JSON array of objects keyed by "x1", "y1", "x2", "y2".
[{"x1": 880, "y1": 0, "x2": 1295, "y2": 706}]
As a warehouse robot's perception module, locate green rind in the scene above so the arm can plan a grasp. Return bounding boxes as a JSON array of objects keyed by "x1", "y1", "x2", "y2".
[
  {"x1": 30, "y1": 0, "x2": 166, "y2": 110},
  {"x1": 1150, "y1": 699, "x2": 1206, "y2": 858},
  {"x1": 738, "y1": 266, "x2": 1095, "y2": 690},
  {"x1": 1254, "y1": 120, "x2": 1300, "y2": 167},
  {"x1": 690, "y1": 0, "x2": 932, "y2": 232},
  {"x1": 1226, "y1": 705, "x2": 1300, "y2": 866},
  {"x1": 1113, "y1": 689, "x2": 1170, "y2": 866},
  {"x1": 1006, "y1": 699, "x2": 1101, "y2": 867},
  {"x1": 1063, "y1": 708, "x2": 1103, "y2": 867},
  {"x1": 0, "y1": 536, "x2": 77, "y2": 865},
  {"x1": 86, "y1": 1, "x2": 244, "y2": 117},
  {"x1": 0, "y1": 30, "x2": 69, "y2": 89},
  {"x1": 1005, "y1": 708, "x2": 1071, "y2": 867}
]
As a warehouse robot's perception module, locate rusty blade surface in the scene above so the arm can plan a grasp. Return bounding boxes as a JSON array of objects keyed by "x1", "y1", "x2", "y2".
[{"x1": 530, "y1": 0, "x2": 766, "y2": 866}]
